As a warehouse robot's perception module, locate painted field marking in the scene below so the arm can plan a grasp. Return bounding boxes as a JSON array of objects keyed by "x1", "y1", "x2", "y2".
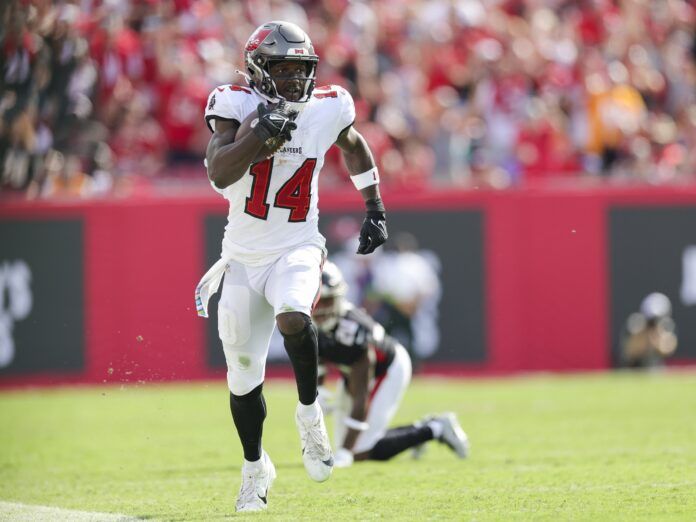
[{"x1": 0, "y1": 501, "x2": 143, "y2": 521}]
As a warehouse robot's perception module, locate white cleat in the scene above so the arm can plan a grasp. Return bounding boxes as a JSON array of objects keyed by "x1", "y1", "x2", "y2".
[
  {"x1": 436, "y1": 412, "x2": 470, "y2": 459},
  {"x1": 296, "y1": 404, "x2": 334, "y2": 482},
  {"x1": 236, "y1": 451, "x2": 276, "y2": 513}
]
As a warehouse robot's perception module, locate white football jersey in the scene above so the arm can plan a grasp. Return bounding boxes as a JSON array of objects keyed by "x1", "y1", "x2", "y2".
[{"x1": 204, "y1": 84, "x2": 355, "y2": 266}]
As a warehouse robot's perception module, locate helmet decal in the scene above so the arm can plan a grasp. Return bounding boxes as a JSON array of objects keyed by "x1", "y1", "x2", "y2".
[{"x1": 245, "y1": 28, "x2": 273, "y2": 52}]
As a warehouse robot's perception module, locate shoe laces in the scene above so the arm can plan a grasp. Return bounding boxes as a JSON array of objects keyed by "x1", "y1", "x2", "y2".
[
  {"x1": 238, "y1": 477, "x2": 256, "y2": 504},
  {"x1": 238, "y1": 466, "x2": 264, "y2": 502},
  {"x1": 302, "y1": 415, "x2": 329, "y2": 458}
]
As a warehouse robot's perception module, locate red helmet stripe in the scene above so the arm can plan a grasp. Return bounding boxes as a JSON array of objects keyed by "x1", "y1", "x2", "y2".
[{"x1": 245, "y1": 28, "x2": 273, "y2": 52}]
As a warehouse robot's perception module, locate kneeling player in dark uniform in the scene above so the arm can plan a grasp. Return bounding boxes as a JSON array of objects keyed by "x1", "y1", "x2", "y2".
[{"x1": 313, "y1": 261, "x2": 469, "y2": 467}]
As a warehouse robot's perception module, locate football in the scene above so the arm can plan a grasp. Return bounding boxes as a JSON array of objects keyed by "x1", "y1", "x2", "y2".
[{"x1": 236, "y1": 110, "x2": 286, "y2": 163}]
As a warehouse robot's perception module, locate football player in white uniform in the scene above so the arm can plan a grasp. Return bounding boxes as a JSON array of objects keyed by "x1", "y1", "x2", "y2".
[
  {"x1": 314, "y1": 262, "x2": 469, "y2": 468},
  {"x1": 195, "y1": 21, "x2": 388, "y2": 512}
]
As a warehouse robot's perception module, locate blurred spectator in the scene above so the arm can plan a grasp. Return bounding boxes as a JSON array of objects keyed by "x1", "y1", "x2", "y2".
[
  {"x1": 367, "y1": 232, "x2": 442, "y2": 365},
  {"x1": 327, "y1": 227, "x2": 442, "y2": 367},
  {"x1": 109, "y1": 94, "x2": 166, "y2": 177},
  {"x1": 1, "y1": 0, "x2": 696, "y2": 199},
  {"x1": 620, "y1": 292, "x2": 678, "y2": 369}
]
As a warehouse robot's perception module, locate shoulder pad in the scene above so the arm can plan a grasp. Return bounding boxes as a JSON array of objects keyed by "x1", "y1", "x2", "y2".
[{"x1": 205, "y1": 85, "x2": 256, "y2": 132}]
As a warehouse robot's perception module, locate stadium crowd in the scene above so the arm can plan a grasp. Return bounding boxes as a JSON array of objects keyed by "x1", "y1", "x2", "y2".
[{"x1": 1, "y1": 0, "x2": 695, "y2": 198}]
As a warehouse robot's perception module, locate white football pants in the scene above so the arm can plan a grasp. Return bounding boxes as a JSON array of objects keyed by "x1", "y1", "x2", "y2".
[
  {"x1": 218, "y1": 244, "x2": 323, "y2": 396},
  {"x1": 333, "y1": 344, "x2": 412, "y2": 454}
]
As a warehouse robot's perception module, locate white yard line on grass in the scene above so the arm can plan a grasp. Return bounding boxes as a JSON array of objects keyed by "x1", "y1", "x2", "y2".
[{"x1": 0, "y1": 501, "x2": 143, "y2": 521}]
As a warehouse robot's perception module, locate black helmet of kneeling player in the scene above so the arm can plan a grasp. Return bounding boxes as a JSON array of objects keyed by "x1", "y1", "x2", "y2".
[
  {"x1": 314, "y1": 261, "x2": 347, "y2": 331},
  {"x1": 243, "y1": 21, "x2": 319, "y2": 104}
]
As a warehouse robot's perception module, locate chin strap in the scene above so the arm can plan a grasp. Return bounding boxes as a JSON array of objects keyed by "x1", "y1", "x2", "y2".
[
  {"x1": 235, "y1": 69, "x2": 252, "y2": 84},
  {"x1": 236, "y1": 68, "x2": 280, "y2": 104}
]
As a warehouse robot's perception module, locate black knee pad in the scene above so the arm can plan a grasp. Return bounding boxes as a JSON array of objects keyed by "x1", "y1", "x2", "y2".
[
  {"x1": 279, "y1": 312, "x2": 311, "y2": 337},
  {"x1": 281, "y1": 316, "x2": 319, "y2": 405},
  {"x1": 282, "y1": 316, "x2": 317, "y2": 361}
]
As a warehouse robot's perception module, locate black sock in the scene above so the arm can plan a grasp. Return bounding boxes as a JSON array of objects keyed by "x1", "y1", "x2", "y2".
[
  {"x1": 367, "y1": 424, "x2": 434, "y2": 461},
  {"x1": 282, "y1": 318, "x2": 319, "y2": 405},
  {"x1": 229, "y1": 384, "x2": 266, "y2": 462}
]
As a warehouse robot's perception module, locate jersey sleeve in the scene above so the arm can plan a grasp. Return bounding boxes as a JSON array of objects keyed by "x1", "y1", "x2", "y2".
[
  {"x1": 316, "y1": 84, "x2": 355, "y2": 142},
  {"x1": 336, "y1": 85, "x2": 356, "y2": 138},
  {"x1": 204, "y1": 85, "x2": 253, "y2": 133}
]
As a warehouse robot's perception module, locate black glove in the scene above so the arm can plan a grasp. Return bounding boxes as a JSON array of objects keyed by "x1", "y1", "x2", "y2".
[
  {"x1": 253, "y1": 101, "x2": 298, "y2": 144},
  {"x1": 357, "y1": 198, "x2": 388, "y2": 255}
]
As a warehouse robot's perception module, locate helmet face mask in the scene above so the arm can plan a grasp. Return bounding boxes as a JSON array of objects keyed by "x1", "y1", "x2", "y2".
[
  {"x1": 244, "y1": 21, "x2": 319, "y2": 104},
  {"x1": 267, "y1": 60, "x2": 315, "y2": 102}
]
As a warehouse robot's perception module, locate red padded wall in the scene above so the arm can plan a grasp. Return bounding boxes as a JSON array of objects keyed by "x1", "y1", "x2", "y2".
[{"x1": 2, "y1": 184, "x2": 696, "y2": 386}]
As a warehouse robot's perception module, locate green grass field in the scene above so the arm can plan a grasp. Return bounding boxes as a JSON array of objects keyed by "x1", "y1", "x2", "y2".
[{"x1": 1, "y1": 372, "x2": 695, "y2": 521}]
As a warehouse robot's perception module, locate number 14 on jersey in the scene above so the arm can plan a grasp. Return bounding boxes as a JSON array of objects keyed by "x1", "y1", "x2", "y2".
[{"x1": 244, "y1": 158, "x2": 317, "y2": 222}]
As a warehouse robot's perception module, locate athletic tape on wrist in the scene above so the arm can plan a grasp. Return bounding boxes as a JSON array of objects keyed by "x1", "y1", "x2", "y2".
[
  {"x1": 343, "y1": 417, "x2": 370, "y2": 431},
  {"x1": 350, "y1": 167, "x2": 380, "y2": 190}
]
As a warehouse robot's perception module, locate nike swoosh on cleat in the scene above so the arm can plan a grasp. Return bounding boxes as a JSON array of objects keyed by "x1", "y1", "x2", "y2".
[
  {"x1": 258, "y1": 495, "x2": 267, "y2": 504},
  {"x1": 323, "y1": 457, "x2": 334, "y2": 466}
]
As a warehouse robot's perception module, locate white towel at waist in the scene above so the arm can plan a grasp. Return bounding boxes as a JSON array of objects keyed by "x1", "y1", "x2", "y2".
[{"x1": 195, "y1": 257, "x2": 228, "y2": 318}]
